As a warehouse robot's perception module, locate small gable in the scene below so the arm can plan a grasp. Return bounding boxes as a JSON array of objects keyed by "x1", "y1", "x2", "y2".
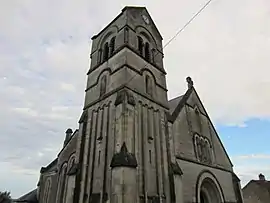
[
  {"x1": 189, "y1": 88, "x2": 233, "y2": 169},
  {"x1": 124, "y1": 6, "x2": 163, "y2": 52},
  {"x1": 168, "y1": 77, "x2": 233, "y2": 170},
  {"x1": 124, "y1": 6, "x2": 163, "y2": 40},
  {"x1": 242, "y1": 179, "x2": 270, "y2": 203}
]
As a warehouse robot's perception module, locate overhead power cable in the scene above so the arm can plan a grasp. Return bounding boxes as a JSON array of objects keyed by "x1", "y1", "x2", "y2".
[
  {"x1": 120, "y1": 0, "x2": 214, "y2": 87},
  {"x1": 107, "y1": 0, "x2": 215, "y2": 124}
]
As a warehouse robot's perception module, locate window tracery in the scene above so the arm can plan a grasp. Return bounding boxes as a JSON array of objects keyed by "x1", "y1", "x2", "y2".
[
  {"x1": 137, "y1": 35, "x2": 153, "y2": 63},
  {"x1": 194, "y1": 134, "x2": 212, "y2": 164}
]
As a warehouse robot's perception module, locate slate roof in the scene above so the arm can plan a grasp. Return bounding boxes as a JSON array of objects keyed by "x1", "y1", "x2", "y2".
[
  {"x1": 243, "y1": 180, "x2": 270, "y2": 194},
  {"x1": 168, "y1": 95, "x2": 184, "y2": 114},
  {"x1": 14, "y1": 189, "x2": 38, "y2": 203}
]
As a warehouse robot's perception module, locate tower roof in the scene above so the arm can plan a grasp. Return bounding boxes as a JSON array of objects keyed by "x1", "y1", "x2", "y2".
[{"x1": 91, "y1": 6, "x2": 163, "y2": 40}]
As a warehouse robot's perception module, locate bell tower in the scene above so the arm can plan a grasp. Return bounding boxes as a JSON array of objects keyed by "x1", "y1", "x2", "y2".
[{"x1": 76, "y1": 6, "x2": 172, "y2": 203}]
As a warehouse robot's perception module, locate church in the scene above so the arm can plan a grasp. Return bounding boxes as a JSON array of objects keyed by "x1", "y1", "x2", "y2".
[{"x1": 19, "y1": 6, "x2": 244, "y2": 203}]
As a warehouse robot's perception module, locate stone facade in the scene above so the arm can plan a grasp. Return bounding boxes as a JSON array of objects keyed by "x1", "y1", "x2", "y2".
[{"x1": 19, "y1": 6, "x2": 243, "y2": 203}]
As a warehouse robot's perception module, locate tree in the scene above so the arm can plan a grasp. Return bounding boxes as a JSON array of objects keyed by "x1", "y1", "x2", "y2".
[{"x1": 0, "y1": 191, "x2": 12, "y2": 203}]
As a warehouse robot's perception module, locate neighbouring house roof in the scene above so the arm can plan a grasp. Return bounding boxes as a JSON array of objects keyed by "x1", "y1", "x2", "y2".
[
  {"x1": 14, "y1": 189, "x2": 38, "y2": 203},
  {"x1": 243, "y1": 180, "x2": 270, "y2": 195}
]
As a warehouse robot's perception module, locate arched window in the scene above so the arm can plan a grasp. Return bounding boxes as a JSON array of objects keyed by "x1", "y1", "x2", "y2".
[
  {"x1": 43, "y1": 178, "x2": 51, "y2": 203},
  {"x1": 100, "y1": 75, "x2": 107, "y2": 96},
  {"x1": 194, "y1": 135, "x2": 199, "y2": 157},
  {"x1": 103, "y1": 42, "x2": 109, "y2": 61},
  {"x1": 145, "y1": 42, "x2": 150, "y2": 61},
  {"x1": 138, "y1": 36, "x2": 143, "y2": 55},
  {"x1": 197, "y1": 138, "x2": 202, "y2": 161},
  {"x1": 201, "y1": 141, "x2": 207, "y2": 162},
  {"x1": 194, "y1": 134, "x2": 212, "y2": 164},
  {"x1": 109, "y1": 37, "x2": 116, "y2": 57},
  {"x1": 56, "y1": 164, "x2": 67, "y2": 203},
  {"x1": 145, "y1": 75, "x2": 152, "y2": 96},
  {"x1": 62, "y1": 155, "x2": 76, "y2": 203},
  {"x1": 151, "y1": 48, "x2": 155, "y2": 63},
  {"x1": 98, "y1": 49, "x2": 102, "y2": 64},
  {"x1": 68, "y1": 155, "x2": 76, "y2": 171}
]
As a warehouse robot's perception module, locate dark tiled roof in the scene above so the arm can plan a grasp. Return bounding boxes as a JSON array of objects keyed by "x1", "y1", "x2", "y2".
[
  {"x1": 243, "y1": 180, "x2": 270, "y2": 196},
  {"x1": 254, "y1": 180, "x2": 270, "y2": 195},
  {"x1": 15, "y1": 189, "x2": 38, "y2": 203},
  {"x1": 168, "y1": 95, "x2": 184, "y2": 114}
]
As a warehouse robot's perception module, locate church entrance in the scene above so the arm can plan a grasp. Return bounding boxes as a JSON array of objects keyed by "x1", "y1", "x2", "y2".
[
  {"x1": 199, "y1": 178, "x2": 222, "y2": 203},
  {"x1": 200, "y1": 191, "x2": 209, "y2": 203}
]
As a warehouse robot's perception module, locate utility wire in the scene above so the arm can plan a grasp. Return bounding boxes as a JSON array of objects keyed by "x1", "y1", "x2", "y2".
[
  {"x1": 119, "y1": 0, "x2": 214, "y2": 88},
  {"x1": 163, "y1": 0, "x2": 213, "y2": 49},
  {"x1": 87, "y1": 0, "x2": 215, "y2": 123},
  {"x1": 109, "y1": 0, "x2": 214, "y2": 123}
]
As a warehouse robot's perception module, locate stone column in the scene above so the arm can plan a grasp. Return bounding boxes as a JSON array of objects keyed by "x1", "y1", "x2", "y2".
[{"x1": 110, "y1": 89, "x2": 138, "y2": 203}]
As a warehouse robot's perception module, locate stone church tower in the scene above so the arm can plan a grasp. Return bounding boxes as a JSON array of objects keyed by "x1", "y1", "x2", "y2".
[
  {"x1": 77, "y1": 6, "x2": 169, "y2": 203},
  {"x1": 26, "y1": 6, "x2": 244, "y2": 203}
]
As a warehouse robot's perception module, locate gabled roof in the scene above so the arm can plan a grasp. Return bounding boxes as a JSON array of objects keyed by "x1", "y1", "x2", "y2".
[
  {"x1": 15, "y1": 189, "x2": 38, "y2": 203},
  {"x1": 167, "y1": 84, "x2": 234, "y2": 167},
  {"x1": 92, "y1": 6, "x2": 163, "y2": 40},
  {"x1": 167, "y1": 87, "x2": 193, "y2": 123},
  {"x1": 123, "y1": 6, "x2": 163, "y2": 40},
  {"x1": 243, "y1": 180, "x2": 270, "y2": 194},
  {"x1": 168, "y1": 95, "x2": 184, "y2": 114}
]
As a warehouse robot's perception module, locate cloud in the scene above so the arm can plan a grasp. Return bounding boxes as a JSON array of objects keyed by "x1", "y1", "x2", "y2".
[
  {"x1": 234, "y1": 154, "x2": 270, "y2": 160},
  {"x1": 232, "y1": 154, "x2": 270, "y2": 187},
  {"x1": 0, "y1": 0, "x2": 269, "y2": 198}
]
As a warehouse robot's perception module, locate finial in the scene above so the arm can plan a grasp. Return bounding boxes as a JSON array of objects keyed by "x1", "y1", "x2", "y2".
[
  {"x1": 186, "y1": 76, "x2": 193, "y2": 89},
  {"x1": 66, "y1": 128, "x2": 73, "y2": 134}
]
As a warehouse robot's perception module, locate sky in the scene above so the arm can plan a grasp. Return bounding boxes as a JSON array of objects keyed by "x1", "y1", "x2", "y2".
[{"x1": 0, "y1": 0, "x2": 270, "y2": 198}]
